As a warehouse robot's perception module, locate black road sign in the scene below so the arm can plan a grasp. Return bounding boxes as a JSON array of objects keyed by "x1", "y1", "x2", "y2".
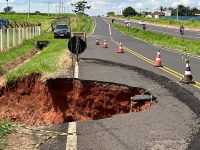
[{"x1": 68, "y1": 36, "x2": 86, "y2": 54}]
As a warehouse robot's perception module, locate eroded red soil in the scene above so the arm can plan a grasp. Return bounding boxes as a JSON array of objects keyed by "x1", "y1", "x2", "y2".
[{"x1": 0, "y1": 74, "x2": 155, "y2": 125}]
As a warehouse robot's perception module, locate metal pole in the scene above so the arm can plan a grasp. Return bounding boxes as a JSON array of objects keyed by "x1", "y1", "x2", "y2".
[
  {"x1": 7, "y1": 0, "x2": 8, "y2": 18},
  {"x1": 177, "y1": 6, "x2": 179, "y2": 21},
  {"x1": 0, "y1": 29, "x2": 3, "y2": 51},
  {"x1": 48, "y1": 2, "x2": 49, "y2": 16},
  {"x1": 59, "y1": 0, "x2": 61, "y2": 14},
  {"x1": 28, "y1": 0, "x2": 30, "y2": 19}
]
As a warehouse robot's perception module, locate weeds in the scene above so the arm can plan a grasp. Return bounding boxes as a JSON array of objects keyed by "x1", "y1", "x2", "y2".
[{"x1": 0, "y1": 121, "x2": 15, "y2": 150}]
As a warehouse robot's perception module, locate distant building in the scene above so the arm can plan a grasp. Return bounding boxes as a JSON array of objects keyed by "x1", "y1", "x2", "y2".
[
  {"x1": 152, "y1": 12, "x2": 165, "y2": 19},
  {"x1": 164, "y1": 10, "x2": 172, "y2": 16}
]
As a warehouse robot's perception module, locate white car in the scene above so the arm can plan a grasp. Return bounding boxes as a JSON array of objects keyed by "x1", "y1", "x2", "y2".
[
  {"x1": 125, "y1": 20, "x2": 131, "y2": 24},
  {"x1": 139, "y1": 20, "x2": 145, "y2": 25}
]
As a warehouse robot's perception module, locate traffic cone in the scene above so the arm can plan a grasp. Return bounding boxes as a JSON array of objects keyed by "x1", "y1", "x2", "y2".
[
  {"x1": 154, "y1": 50, "x2": 163, "y2": 67},
  {"x1": 180, "y1": 59, "x2": 195, "y2": 84},
  {"x1": 96, "y1": 38, "x2": 100, "y2": 45},
  {"x1": 117, "y1": 42, "x2": 124, "y2": 53},
  {"x1": 102, "y1": 40, "x2": 108, "y2": 48}
]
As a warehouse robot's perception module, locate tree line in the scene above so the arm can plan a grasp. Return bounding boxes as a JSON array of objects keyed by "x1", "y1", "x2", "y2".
[{"x1": 107, "y1": 5, "x2": 200, "y2": 17}]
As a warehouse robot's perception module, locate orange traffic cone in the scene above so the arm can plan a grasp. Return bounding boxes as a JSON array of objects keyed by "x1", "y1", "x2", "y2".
[
  {"x1": 117, "y1": 42, "x2": 124, "y2": 53},
  {"x1": 96, "y1": 38, "x2": 100, "y2": 45},
  {"x1": 102, "y1": 40, "x2": 108, "y2": 48},
  {"x1": 154, "y1": 50, "x2": 163, "y2": 67},
  {"x1": 180, "y1": 59, "x2": 195, "y2": 84}
]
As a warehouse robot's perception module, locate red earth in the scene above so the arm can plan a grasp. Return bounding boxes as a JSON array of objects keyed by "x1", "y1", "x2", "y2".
[{"x1": 0, "y1": 74, "x2": 156, "y2": 125}]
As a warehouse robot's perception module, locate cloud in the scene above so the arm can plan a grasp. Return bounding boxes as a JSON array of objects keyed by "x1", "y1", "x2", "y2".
[{"x1": 0, "y1": 0, "x2": 200, "y2": 15}]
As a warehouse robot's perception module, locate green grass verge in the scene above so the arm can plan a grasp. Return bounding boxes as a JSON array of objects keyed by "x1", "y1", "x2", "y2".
[
  {"x1": 113, "y1": 23, "x2": 200, "y2": 55},
  {"x1": 114, "y1": 15, "x2": 200, "y2": 29},
  {"x1": 5, "y1": 15, "x2": 93, "y2": 81},
  {"x1": 0, "y1": 14, "x2": 93, "y2": 66},
  {"x1": 0, "y1": 121, "x2": 15, "y2": 150},
  {"x1": 0, "y1": 34, "x2": 50, "y2": 66},
  {"x1": 5, "y1": 33, "x2": 67, "y2": 81}
]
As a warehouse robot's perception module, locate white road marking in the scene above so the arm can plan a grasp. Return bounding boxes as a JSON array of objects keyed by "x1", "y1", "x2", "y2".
[
  {"x1": 109, "y1": 23, "x2": 112, "y2": 35},
  {"x1": 108, "y1": 22, "x2": 200, "y2": 60},
  {"x1": 66, "y1": 122, "x2": 77, "y2": 150},
  {"x1": 74, "y1": 61, "x2": 79, "y2": 78}
]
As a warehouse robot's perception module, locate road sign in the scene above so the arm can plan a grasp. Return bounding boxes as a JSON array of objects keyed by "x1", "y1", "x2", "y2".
[{"x1": 68, "y1": 36, "x2": 86, "y2": 54}]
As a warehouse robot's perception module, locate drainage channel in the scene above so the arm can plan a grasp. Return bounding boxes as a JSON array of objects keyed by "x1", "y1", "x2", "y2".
[{"x1": 0, "y1": 74, "x2": 156, "y2": 125}]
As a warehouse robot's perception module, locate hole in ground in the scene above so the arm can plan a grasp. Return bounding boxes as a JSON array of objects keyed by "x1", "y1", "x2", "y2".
[{"x1": 0, "y1": 74, "x2": 156, "y2": 125}]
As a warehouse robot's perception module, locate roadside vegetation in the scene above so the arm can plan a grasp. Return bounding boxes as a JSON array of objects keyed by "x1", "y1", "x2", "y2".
[
  {"x1": 4, "y1": 14, "x2": 93, "y2": 81},
  {"x1": 113, "y1": 23, "x2": 200, "y2": 55},
  {"x1": 0, "y1": 13, "x2": 93, "y2": 149},
  {"x1": 0, "y1": 121, "x2": 15, "y2": 150}
]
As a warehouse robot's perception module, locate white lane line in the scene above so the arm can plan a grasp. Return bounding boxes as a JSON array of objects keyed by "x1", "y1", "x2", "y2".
[
  {"x1": 109, "y1": 23, "x2": 112, "y2": 35},
  {"x1": 74, "y1": 61, "x2": 79, "y2": 78},
  {"x1": 66, "y1": 122, "x2": 77, "y2": 150}
]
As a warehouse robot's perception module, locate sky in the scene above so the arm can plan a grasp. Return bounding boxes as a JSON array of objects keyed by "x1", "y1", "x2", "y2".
[{"x1": 0, "y1": 0, "x2": 200, "y2": 16}]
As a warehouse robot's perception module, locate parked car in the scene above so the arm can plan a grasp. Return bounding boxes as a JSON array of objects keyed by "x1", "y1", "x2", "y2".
[
  {"x1": 139, "y1": 20, "x2": 145, "y2": 25},
  {"x1": 54, "y1": 24, "x2": 71, "y2": 38}
]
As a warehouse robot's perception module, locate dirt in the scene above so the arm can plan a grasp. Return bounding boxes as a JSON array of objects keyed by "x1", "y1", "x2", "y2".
[
  {"x1": 0, "y1": 74, "x2": 156, "y2": 125},
  {"x1": 0, "y1": 50, "x2": 39, "y2": 76}
]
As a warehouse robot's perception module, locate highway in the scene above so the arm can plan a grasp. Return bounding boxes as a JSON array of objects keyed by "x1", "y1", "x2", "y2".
[
  {"x1": 39, "y1": 16, "x2": 200, "y2": 150},
  {"x1": 105, "y1": 17, "x2": 200, "y2": 41}
]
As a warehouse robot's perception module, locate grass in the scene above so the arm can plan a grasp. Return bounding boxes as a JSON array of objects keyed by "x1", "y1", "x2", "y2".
[
  {"x1": 114, "y1": 15, "x2": 200, "y2": 29},
  {"x1": 0, "y1": 14, "x2": 93, "y2": 148},
  {"x1": 5, "y1": 33, "x2": 67, "y2": 81},
  {"x1": 0, "y1": 14, "x2": 93, "y2": 66},
  {"x1": 112, "y1": 23, "x2": 200, "y2": 55},
  {"x1": 5, "y1": 14, "x2": 93, "y2": 81},
  {"x1": 0, "y1": 34, "x2": 49, "y2": 66},
  {"x1": 0, "y1": 121, "x2": 15, "y2": 150}
]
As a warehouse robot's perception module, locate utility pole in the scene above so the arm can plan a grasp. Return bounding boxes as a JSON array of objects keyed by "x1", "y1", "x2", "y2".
[
  {"x1": 59, "y1": 0, "x2": 61, "y2": 14},
  {"x1": 6, "y1": 0, "x2": 8, "y2": 18},
  {"x1": 62, "y1": 1, "x2": 64, "y2": 14},
  {"x1": 177, "y1": 5, "x2": 179, "y2": 21},
  {"x1": 48, "y1": 2, "x2": 49, "y2": 16},
  {"x1": 28, "y1": 0, "x2": 30, "y2": 19}
]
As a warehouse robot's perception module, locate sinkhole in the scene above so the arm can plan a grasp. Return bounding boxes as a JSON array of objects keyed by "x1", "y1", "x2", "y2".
[{"x1": 0, "y1": 74, "x2": 156, "y2": 125}]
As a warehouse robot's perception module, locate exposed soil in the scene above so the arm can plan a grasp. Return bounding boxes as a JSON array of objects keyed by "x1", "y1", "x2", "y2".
[
  {"x1": 0, "y1": 50, "x2": 39, "y2": 76},
  {"x1": 0, "y1": 74, "x2": 156, "y2": 125}
]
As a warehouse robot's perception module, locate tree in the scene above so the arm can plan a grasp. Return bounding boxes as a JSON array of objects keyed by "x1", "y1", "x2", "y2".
[
  {"x1": 122, "y1": 7, "x2": 137, "y2": 17},
  {"x1": 4, "y1": 6, "x2": 12, "y2": 13},
  {"x1": 107, "y1": 12, "x2": 115, "y2": 16},
  {"x1": 71, "y1": 1, "x2": 91, "y2": 14},
  {"x1": 34, "y1": 11, "x2": 41, "y2": 14},
  {"x1": 160, "y1": 6, "x2": 164, "y2": 12}
]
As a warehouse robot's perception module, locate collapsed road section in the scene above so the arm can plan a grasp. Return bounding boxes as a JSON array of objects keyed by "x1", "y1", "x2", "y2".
[{"x1": 0, "y1": 74, "x2": 156, "y2": 125}]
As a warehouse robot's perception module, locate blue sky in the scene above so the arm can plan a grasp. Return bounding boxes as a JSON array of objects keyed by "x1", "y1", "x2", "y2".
[{"x1": 0, "y1": 0, "x2": 200, "y2": 16}]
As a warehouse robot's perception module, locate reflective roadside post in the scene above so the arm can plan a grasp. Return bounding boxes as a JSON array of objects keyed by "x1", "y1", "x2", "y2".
[
  {"x1": 126, "y1": 20, "x2": 130, "y2": 31},
  {"x1": 180, "y1": 25, "x2": 184, "y2": 35},
  {"x1": 142, "y1": 24, "x2": 146, "y2": 31}
]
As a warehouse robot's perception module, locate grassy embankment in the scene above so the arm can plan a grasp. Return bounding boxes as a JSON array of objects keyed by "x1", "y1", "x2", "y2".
[
  {"x1": 114, "y1": 15, "x2": 200, "y2": 29},
  {"x1": 112, "y1": 23, "x2": 200, "y2": 55},
  {"x1": 0, "y1": 14, "x2": 93, "y2": 149}
]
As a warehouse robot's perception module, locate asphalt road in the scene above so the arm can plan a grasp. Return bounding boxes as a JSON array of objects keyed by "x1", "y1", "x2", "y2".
[
  {"x1": 38, "y1": 16, "x2": 200, "y2": 150},
  {"x1": 76, "y1": 17, "x2": 200, "y2": 149},
  {"x1": 105, "y1": 17, "x2": 200, "y2": 41}
]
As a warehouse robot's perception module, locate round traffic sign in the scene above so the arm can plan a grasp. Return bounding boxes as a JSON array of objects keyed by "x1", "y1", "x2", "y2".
[{"x1": 68, "y1": 36, "x2": 86, "y2": 54}]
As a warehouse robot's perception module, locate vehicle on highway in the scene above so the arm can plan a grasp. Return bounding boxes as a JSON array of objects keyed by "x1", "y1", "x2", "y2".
[
  {"x1": 139, "y1": 20, "x2": 145, "y2": 25},
  {"x1": 125, "y1": 19, "x2": 131, "y2": 24},
  {"x1": 54, "y1": 24, "x2": 71, "y2": 38}
]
